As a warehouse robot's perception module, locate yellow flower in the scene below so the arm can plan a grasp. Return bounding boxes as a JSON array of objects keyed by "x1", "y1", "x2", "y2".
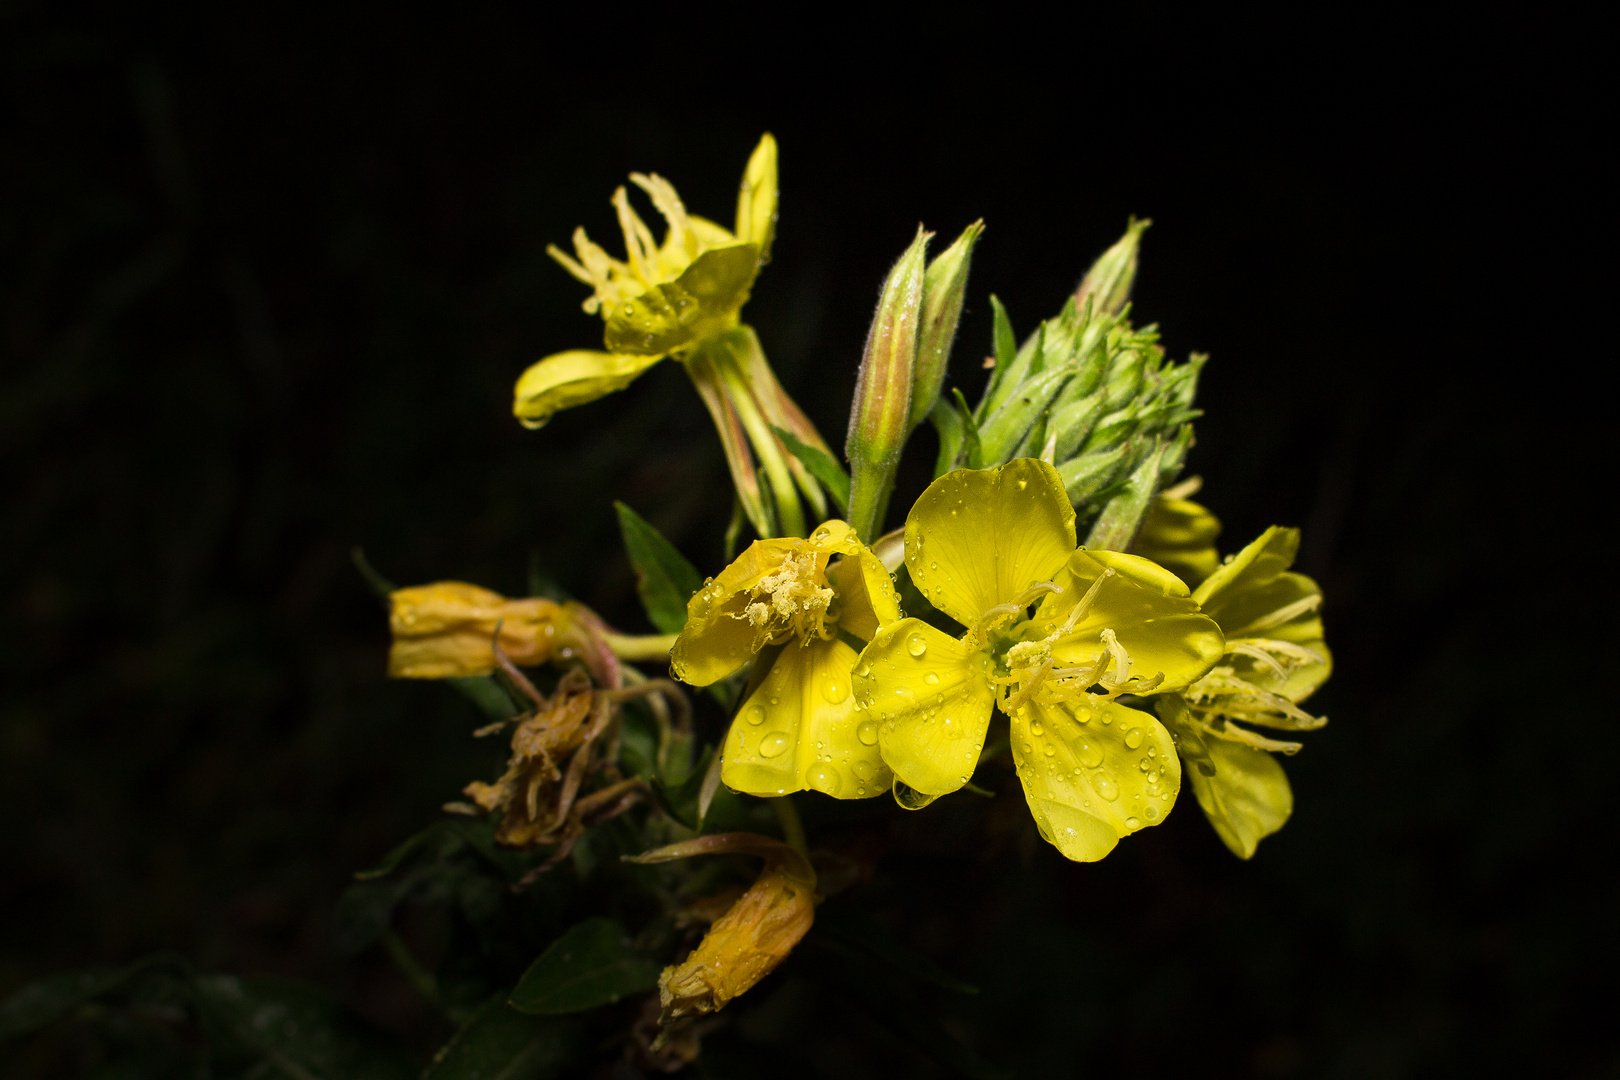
[
  {"x1": 1166, "y1": 525, "x2": 1332, "y2": 858},
  {"x1": 851, "y1": 458, "x2": 1225, "y2": 861},
  {"x1": 387, "y1": 582, "x2": 591, "y2": 679},
  {"x1": 671, "y1": 520, "x2": 901, "y2": 799},
  {"x1": 513, "y1": 134, "x2": 778, "y2": 429}
]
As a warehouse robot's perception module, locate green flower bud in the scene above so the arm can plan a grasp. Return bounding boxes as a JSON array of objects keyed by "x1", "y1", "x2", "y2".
[
  {"x1": 846, "y1": 227, "x2": 931, "y2": 542},
  {"x1": 909, "y1": 221, "x2": 983, "y2": 432},
  {"x1": 1075, "y1": 218, "x2": 1149, "y2": 318}
]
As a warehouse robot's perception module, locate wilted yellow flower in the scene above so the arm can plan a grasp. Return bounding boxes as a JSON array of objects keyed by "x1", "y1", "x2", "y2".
[
  {"x1": 387, "y1": 582, "x2": 589, "y2": 679},
  {"x1": 629, "y1": 834, "x2": 817, "y2": 1025},
  {"x1": 672, "y1": 520, "x2": 901, "y2": 798},
  {"x1": 852, "y1": 458, "x2": 1225, "y2": 860},
  {"x1": 512, "y1": 134, "x2": 832, "y2": 541},
  {"x1": 1166, "y1": 525, "x2": 1332, "y2": 858},
  {"x1": 514, "y1": 135, "x2": 778, "y2": 428}
]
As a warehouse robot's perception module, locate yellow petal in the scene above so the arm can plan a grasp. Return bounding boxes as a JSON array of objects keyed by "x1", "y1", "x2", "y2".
[
  {"x1": 1010, "y1": 698, "x2": 1181, "y2": 861},
  {"x1": 671, "y1": 538, "x2": 811, "y2": 686},
  {"x1": 1187, "y1": 735, "x2": 1293, "y2": 859},
  {"x1": 1194, "y1": 526, "x2": 1330, "y2": 703},
  {"x1": 905, "y1": 459, "x2": 1076, "y2": 629},
  {"x1": 734, "y1": 133, "x2": 778, "y2": 262},
  {"x1": 853, "y1": 620, "x2": 995, "y2": 796},
  {"x1": 602, "y1": 243, "x2": 759, "y2": 356},
  {"x1": 1042, "y1": 549, "x2": 1225, "y2": 692},
  {"x1": 1133, "y1": 496, "x2": 1222, "y2": 587},
  {"x1": 825, "y1": 547, "x2": 902, "y2": 642},
  {"x1": 722, "y1": 637, "x2": 891, "y2": 799},
  {"x1": 512, "y1": 350, "x2": 665, "y2": 429},
  {"x1": 388, "y1": 582, "x2": 574, "y2": 678}
]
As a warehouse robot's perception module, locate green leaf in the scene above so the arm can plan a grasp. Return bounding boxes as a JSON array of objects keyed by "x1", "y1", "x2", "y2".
[
  {"x1": 651, "y1": 744, "x2": 716, "y2": 829},
  {"x1": 772, "y1": 426, "x2": 850, "y2": 513},
  {"x1": 193, "y1": 975, "x2": 415, "y2": 1080},
  {"x1": 423, "y1": 994, "x2": 579, "y2": 1080},
  {"x1": 508, "y1": 918, "x2": 660, "y2": 1015},
  {"x1": 614, "y1": 502, "x2": 703, "y2": 635}
]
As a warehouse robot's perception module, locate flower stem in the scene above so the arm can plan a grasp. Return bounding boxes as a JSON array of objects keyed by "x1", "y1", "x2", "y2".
[
  {"x1": 600, "y1": 632, "x2": 679, "y2": 660},
  {"x1": 769, "y1": 794, "x2": 809, "y2": 860}
]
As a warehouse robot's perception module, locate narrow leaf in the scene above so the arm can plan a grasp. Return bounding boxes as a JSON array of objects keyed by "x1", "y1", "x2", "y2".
[
  {"x1": 614, "y1": 502, "x2": 704, "y2": 635},
  {"x1": 772, "y1": 426, "x2": 850, "y2": 513},
  {"x1": 508, "y1": 919, "x2": 660, "y2": 1016}
]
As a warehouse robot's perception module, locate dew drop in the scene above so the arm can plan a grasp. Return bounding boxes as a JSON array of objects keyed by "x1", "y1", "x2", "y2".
[
  {"x1": 759, "y1": 732, "x2": 790, "y2": 758},
  {"x1": 852, "y1": 758, "x2": 875, "y2": 781},
  {"x1": 924, "y1": 672, "x2": 940, "y2": 685},
  {"x1": 855, "y1": 662, "x2": 871, "y2": 678},
  {"x1": 1147, "y1": 770, "x2": 1160, "y2": 784},
  {"x1": 1095, "y1": 775, "x2": 1120, "y2": 801},
  {"x1": 821, "y1": 677, "x2": 849, "y2": 704},
  {"x1": 812, "y1": 526, "x2": 831, "y2": 542},
  {"x1": 1030, "y1": 720, "x2": 1044, "y2": 736},
  {"x1": 1126, "y1": 816, "x2": 1140, "y2": 829},
  {"x1": 746, "y1": 705, "x2": 766, "y2": 725},
  {"x1": 1125, "y1": 727, "x2": 1145, "y2": 749},
  {"x1": 1077, "y1": 740, "x2": 1103, "y2": 769},
  {"x1": 1044, "y1": 743, "x2": 1056, "y2": 756},
  {"x1": 857, "y1": 721, "x2": 879, "y2": 746},
  {"x1": 907, "y1": 633, "x2": 928, "y2": 658},
  {"x1": 808, "y1": 764, "x2": 842, "y2": 796},
  {"x1": 1145, "y1": 805, "x2": 1158, "y2": 820}
]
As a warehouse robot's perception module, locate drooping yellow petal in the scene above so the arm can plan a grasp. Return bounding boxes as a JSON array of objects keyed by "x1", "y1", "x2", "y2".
[
  {"x1": 512, "y1": 349, "x2": 666, "y2": 429},
  {"x1": 1041, "y1": 549, "x2": 1225, "y2": 693},
  {"x1": 1194, "y1": 526, "x2": 1330, "y2": 703},
  {"x1": 722, "y1": 636, "x2": 891, "y2": 799},
  {"x1": 853, "y1": 619, "x2": 995, "y2": 796},
  {"x1": 905, "y1": 458, "x2": 1076, "y2": 629},
  {"x1": 825, "y1": 546, "x2": 902, "y2": 642},
  {"x1": 733, "y1": 133, "x2": 778, "y2": 263},
  {"x1": 1133, "y1": 496, "x2": 1222, "y2": 587},
  {"x1": 1186, "y1": 734, "x2": 1293, "y2": 859},
  {"x1": 1010, "y1": 698, "x2": 1182, "y2": 861},
  {"x1": 602, "y1": 243, "x2": 760, "y2": 357},
  {"x1": 388, "y1": 582, "x2": 581, "y2": 678},
  {"x1": 671, "y1": 522, "x2": 871, "y2": 687}
]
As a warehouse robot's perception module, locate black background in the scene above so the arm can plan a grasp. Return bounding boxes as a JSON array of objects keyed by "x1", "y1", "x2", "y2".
[{"x1": 2, "y1": 4, "x2": 1612, "y2": 1077}]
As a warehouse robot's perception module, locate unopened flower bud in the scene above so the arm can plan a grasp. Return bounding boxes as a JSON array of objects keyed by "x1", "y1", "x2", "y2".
[
  {"x1": 1076, "y1": 218, "x2": 1150, "y2": 318},
  {"x1": 845, "y1": 228, "x2": 930, "y2": 541},
  {"x1": 909, "y1": 220, "x2": 984, "y2": 432}
]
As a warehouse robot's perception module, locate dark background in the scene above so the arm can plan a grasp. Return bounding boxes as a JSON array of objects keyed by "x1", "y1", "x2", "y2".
[{"x1": 2, "y1": 5, "x2": 1612, "y2": 1077}]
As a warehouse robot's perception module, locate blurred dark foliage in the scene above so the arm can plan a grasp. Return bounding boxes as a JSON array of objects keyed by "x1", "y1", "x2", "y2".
[{"x1": 1, "y1": 4, "x2": 1611, "y2": 1077}]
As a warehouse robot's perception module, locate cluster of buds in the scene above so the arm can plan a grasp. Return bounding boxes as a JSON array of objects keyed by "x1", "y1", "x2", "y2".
[{"x1": 943, "y1": 220, "x2": 1205, "y2": 551}]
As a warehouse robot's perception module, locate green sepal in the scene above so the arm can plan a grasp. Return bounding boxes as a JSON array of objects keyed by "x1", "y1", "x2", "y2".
[{"x1": 614, "y1": 501, "x2": 704, "y2": 635}]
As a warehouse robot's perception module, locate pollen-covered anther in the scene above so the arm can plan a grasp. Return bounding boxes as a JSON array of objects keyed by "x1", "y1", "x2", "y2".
[{"x1": 739, "y1": 548, "x2": 836, "y2": 646}]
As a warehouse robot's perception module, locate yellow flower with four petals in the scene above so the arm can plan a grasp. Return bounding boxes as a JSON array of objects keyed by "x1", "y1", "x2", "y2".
[
  {"x1": 671, "y1": 520, "x2": 902, "y2": 799},
  {"x1": 851, "y1": 458, "x2": 1226, "y2": 860}
]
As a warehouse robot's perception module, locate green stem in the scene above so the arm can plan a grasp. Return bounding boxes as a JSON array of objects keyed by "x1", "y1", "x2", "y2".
[
  {"x1": 381, "y1": 929, "x2": 443, "y2": 1013},
  {"x1": 769, "y1": 794, "x2": 809, "y2": 860}
]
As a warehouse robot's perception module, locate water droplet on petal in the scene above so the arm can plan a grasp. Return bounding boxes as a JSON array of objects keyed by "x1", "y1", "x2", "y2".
[
  {"x1": 1126, "y1": 815, "x2": 1140, "y2": 829},
  {"x1": 1030, "y1": 720, "x2": 1044, "y2": 736},
  {"x1": 852, "y1": 758, "x2": 875, "y2": 781},
  {"x1": 907, "y1": 633, "x2": 928, "y2": 658},
  {"x1": 1095, "y1": 775, "x2": 1120, "y2": 801},
  {"x1": 1077, "y1": 740, "x2": 1103, "y2": 769},
  {"x1": 1125, "y1": 727, "x2": 1145, "y2": 749},
  {"x1": 809, "y1": 764, "x2": 842, "y2": 795},
  {"x1": 857, "y1": 721, "x2": 879, "y2": 746},
  {"x1": 1145, "y1": 805, "x2": 1159, "y2": 820},
  {"x1": 759, "y1": 732, "x2": 790, "y2": 758},
  {"x1": 821, "y1": 677, "x2": 849, "y2": 703},
  {"x1": 746, "y1": 705, "x2": 766, "y2": 725}
]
